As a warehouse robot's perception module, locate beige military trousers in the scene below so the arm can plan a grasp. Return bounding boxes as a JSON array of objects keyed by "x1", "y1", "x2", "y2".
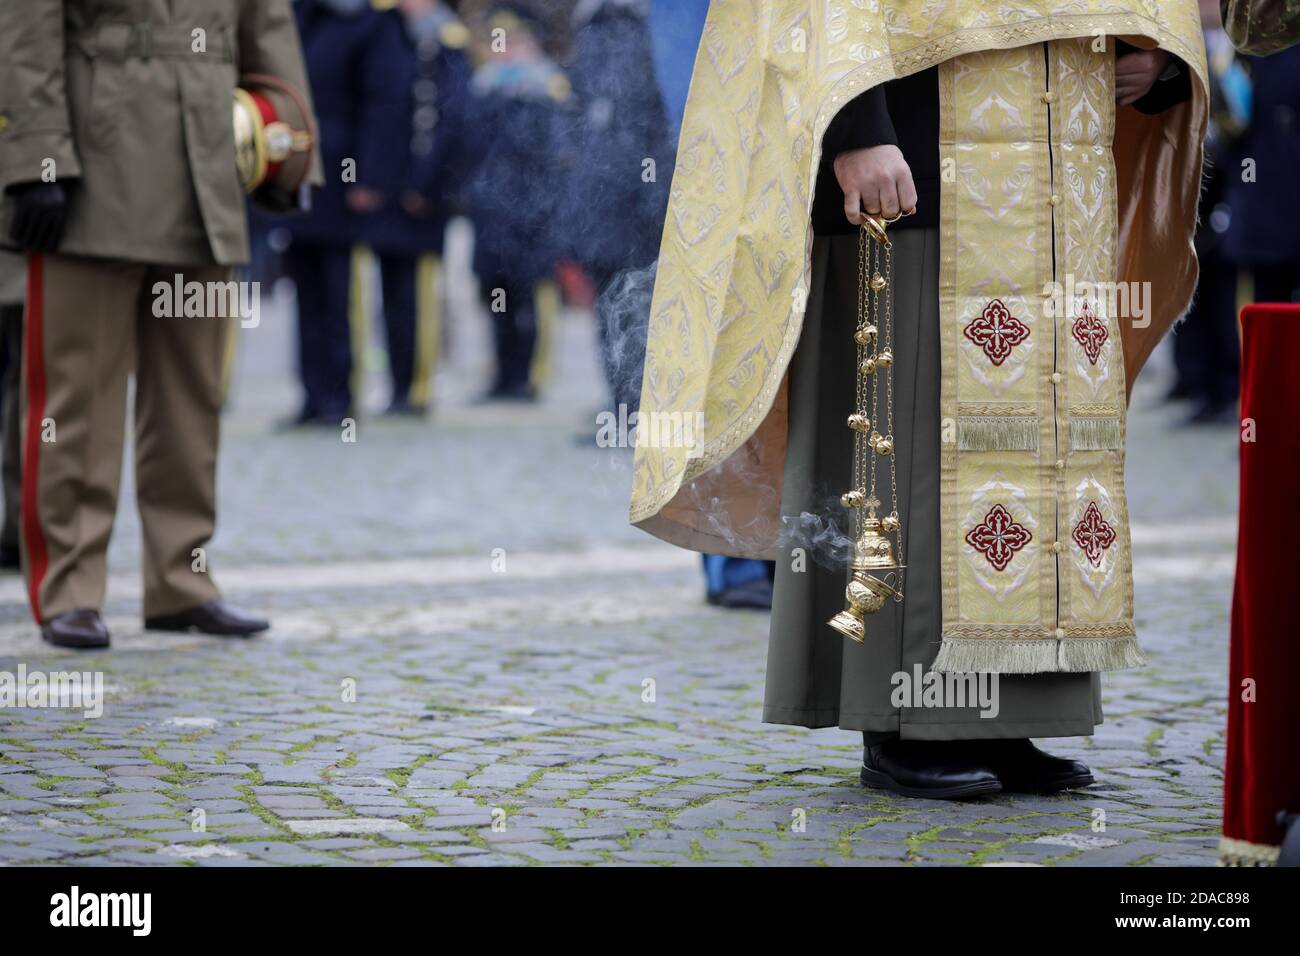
[{"x1": 21, "y1": 252, "x2": 228, "y2": 622}]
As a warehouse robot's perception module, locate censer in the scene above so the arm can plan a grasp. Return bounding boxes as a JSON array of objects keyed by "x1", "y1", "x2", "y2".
[{"x1": 828, "y1": 214, "x2": 905, "y2": 643}]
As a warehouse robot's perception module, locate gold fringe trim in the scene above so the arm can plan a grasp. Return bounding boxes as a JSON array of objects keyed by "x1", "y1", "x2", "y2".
[
  {"x1": 1057, "y1": 636, "x2": 1147, "y2": 671},
  {"x1": 957, "y1": 416, "x2": 1039, "y2": 452},
  {"x1": 932, "y1": 636, "x2": 1145, "y2": 674},
  {"x1": 1218, "y1": 835, "x2": 1279, "y2": 866},
  {"x1": 1069, "y1": 416, "x2": 1122, "y2": 451}
]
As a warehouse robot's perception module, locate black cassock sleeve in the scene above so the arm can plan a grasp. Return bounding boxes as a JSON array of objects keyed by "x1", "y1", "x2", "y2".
[{"x1": 821, "y1": 85, "x2": 899, "y2": 159}]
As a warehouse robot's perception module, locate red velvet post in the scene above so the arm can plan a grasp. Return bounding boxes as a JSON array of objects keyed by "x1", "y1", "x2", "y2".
[{"x1": 1221, "y1": 303, "x2": 1300, "y2": 865}]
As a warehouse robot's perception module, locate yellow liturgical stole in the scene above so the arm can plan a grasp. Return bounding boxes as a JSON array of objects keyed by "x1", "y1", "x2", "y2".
[{"x1": 629, "y1": 1, "x2": 1208, "y2": 674}]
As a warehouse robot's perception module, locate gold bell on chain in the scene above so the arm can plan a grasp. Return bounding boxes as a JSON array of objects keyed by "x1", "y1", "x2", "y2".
[
  {"x1": 827, "y1": 516, "x2": 903, "y2": 643},
  {"x1": 847, "y1": 413, "x2": 871, "y2": 432}
]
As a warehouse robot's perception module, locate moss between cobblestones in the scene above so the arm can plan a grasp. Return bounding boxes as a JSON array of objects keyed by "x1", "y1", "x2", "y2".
[
  {"x1": 141, "y1": 747, "x2": 196, "y2": 785},
  {"x1": 284, "y1": 733, "x2": 344, "y2": 765},
  {"x1": 1203, "y1": 729, "x2": 1224, "y2": 757},
  {"x1": 508, "y1": 768, "x2": 549, "y2": 796},
  {"x1": 335, "y1": 752, "x2": 359, "y2": 770},
  {"x1": 1143, "y1": 726, "x2": 1167, "y2": 758},
  {"x1": 0, "y1": 661, "x2": 1223, "y2": 867},
  {"x1": 234, "y1": 782, "x2": 298, "y2": 837},
  {"x1": 833, "y1": 814, "x2": 902, "y2": 858}
]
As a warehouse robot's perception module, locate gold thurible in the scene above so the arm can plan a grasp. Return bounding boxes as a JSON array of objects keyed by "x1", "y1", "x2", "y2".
[
  {"x1": 828, "y1": 213, "x2": 905, "y2": 644},
  {"x1": 827, "y1": 516, "x2": 903, "y2": 643}
]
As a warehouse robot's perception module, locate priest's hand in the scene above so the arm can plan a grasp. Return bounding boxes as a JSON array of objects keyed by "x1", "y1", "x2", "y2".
[
  {"x1": 833, "y1": 144, "x2": 917, "y2": 225},
  {"x1": 1115, "y1": 48, "x2": 1170, "y2": 107}
]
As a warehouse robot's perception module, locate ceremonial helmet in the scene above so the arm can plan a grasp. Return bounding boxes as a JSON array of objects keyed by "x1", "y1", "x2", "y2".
[{"x1": 233, "y1": 73, "x2": 317, "y2": 195}]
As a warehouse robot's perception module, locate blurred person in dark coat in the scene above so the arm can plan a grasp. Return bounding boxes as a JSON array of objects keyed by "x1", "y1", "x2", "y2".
[
  {"x1": 367, "y1": 0, "x2": 473, "y2": 416},
  {"x1": 1167, "y1": 0, "x2": 1250, "y2": 425},
  {"x1": 284, "y1": 0, "x2": 409, "y2": 426},
  {"x1": 1223, "y1": 43, "x2": 1300, "y2": 304},
  {"x1": 561, "y1": 0, "x2": 673, "y2": 414},
  {"x1": 463, "y1": 5, "x2": 573, "y2": 401}
]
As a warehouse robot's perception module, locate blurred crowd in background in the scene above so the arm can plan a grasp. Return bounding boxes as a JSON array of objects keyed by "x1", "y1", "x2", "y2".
[
  {"x1": 246, "y1": 0, "x2": 699, "y2": 425},
  {"x1": 251, "y1": 0, "x2": 780, "y2": 607}
]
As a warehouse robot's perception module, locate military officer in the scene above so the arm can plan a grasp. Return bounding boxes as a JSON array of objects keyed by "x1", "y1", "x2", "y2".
[
  {"x1": 367, "y1": 0, "x2": 472, "y2": 416},
  {"x1": 283, "y1": 0, "x2": 409, "y2": 426},
  {"x1": 0, "y1": 0, "x2": 322, "y2": 649}
]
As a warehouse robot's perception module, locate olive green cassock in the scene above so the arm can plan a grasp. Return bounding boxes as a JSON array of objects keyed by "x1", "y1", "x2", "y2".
[{"x1": 763, "y1": 229, "x2": 1103, "y2": 740}]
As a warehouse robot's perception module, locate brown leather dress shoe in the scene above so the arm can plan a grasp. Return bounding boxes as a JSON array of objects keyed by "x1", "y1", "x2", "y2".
[
  {"x1": 41, "y1": 609, "x2": 111, "y2": 650},
  {"x1": 144, "y1": 600, "x2": 269, "y2": 637}
]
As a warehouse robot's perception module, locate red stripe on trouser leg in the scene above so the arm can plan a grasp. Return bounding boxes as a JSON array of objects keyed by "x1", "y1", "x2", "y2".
[{"x1": 21, "y1": 253, "x2": 49, "y2": 624}]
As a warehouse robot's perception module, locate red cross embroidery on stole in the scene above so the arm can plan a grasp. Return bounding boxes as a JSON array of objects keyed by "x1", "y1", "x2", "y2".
[
  {"x1": 1072, "y1": 501, "x2": 1117, "y2": 568},
  {"x1": 965, "y1": 504, "x2": 1033, "y2": 572},
  {"x1": 1070, "y1": 300, "x2": 1108, "y2": 365},
  {"x1": 963, "y1": 299, "x2": 1031, "y2": 366}
]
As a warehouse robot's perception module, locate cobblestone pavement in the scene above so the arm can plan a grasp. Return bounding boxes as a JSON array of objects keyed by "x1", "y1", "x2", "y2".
[{"x1": 0, "y1": 262, "x2": 1234, "y2": 866}]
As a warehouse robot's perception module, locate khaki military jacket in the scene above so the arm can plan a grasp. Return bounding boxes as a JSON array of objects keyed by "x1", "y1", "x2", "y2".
[{"x1": 0, "y1": 0, "x2": 323, "y2": 267}]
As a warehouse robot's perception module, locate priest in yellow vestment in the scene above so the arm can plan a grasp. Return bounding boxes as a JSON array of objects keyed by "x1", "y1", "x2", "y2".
[{"x1": 631, "y1": 1, "x2": 1207, "y2": 798}]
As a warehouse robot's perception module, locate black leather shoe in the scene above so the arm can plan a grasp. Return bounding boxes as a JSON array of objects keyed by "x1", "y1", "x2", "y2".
[
  {"x1": 977, "y1": 739, "x2": 1094, "y2": 793},
  {"x1": 145, "y1": 600, "x2": 269, "y2": 637},
  {"x1": 41, "y1": 609, "x2": 111, "y2": 650},
  {"x1": 861, "y1": 741, "x2": 1002, "y2": 800}
]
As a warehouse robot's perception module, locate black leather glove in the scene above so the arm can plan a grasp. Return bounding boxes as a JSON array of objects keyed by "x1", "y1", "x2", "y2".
[
  {"x1": 7, "y1": 182, "x2": 70, "y2": 252},
  {"x1": 251, "y1": 184, "x2": 297, "y2": 215}
]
